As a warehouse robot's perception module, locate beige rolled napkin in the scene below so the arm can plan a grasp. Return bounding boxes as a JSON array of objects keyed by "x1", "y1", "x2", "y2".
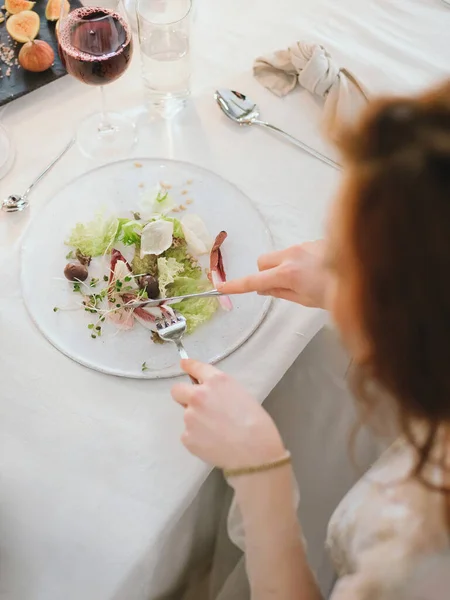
[{"x1": 253, "y1": 41, "x2": 369, "y2": 137}]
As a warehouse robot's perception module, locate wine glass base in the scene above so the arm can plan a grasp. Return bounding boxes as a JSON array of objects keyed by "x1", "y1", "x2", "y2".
[
  {"x1": 76, "y1": 112, "x2": 137, "y2": 160},
  {"x1": 0, "y1": 123, "x2": 15, "y2": 180}
]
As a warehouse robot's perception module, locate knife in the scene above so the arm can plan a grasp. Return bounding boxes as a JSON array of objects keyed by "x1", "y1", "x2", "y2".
[{"x1": 128, "y1": 289, "x2": 226, "y2": 308}]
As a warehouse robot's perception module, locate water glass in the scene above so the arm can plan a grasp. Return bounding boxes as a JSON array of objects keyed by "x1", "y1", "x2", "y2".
[
  {"x1": 82, "y1": 0, "x2": 120, "y2": 8},
  {"x1": 137, "y1": 0, "x2": 192, "y2": 118}
]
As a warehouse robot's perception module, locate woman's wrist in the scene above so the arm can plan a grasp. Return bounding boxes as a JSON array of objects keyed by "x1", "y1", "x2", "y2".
[
  {"x1": 222, "y1": 426, "x2": 286, "y2": 473},
  {"x1": 224, "y1": 451, "x2": 291, "y2": 479},
  {"x1": 229, "y1": 457, "x2": 293, "y2": 495},
  {"x1": 307, "y1": 274, "x2": 328, "y2": 309},
  {"x1": 231, "y1": 464, "x2": 301, "y2": 540}
]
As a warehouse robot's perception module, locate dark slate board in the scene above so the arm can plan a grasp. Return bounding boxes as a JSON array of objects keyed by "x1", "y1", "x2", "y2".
[{"x1": 0, "y1": 0, "x2": 82, "y2": 107}]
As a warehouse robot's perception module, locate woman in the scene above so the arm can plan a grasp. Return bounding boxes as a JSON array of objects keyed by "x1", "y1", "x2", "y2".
[{"x1": 172, "y1": 80, "x2": 450, "y2": 599}]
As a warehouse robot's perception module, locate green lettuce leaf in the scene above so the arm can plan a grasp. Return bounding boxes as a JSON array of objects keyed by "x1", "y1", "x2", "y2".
[
  {"x1": 163, "y1": 217, "x2": 184, "y2": 239},
  {"x1": 163, "y1": 241, "x2": 202, "y2": 279},
  {"x1": 116, "y1": 219, "x2": 143, "y2": 246},
  {"x1": 152, "y1": 189, "x2": 175, "y2": 214},
  {"x1": 157, "y1": 257, "x2": 185, "y2": 297},
  {"x1": 131, "y1": 249, "x2": 158, "y2": 277},
  {"x1": 169, "y1": 277, "x2": 218, "y2": 333},
  {"x1": 156, "y1": 189, "x2": 169, "y2": 204},
  {"x1": 66, "y1": 214, "x2": 118, "y2": 257}
]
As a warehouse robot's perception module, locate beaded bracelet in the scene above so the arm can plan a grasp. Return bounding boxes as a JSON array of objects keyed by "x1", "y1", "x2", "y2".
[{"x1": 223, "y1": 451, "x2": 292, "y2": 479}]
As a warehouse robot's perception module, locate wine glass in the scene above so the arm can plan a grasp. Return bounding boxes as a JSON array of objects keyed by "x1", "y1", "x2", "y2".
[
  {"x1": 0, "y1": 122, "x2": 15, "y2": 180},
  {"x1": 58, "y1": 1, "x2": 136, "y2": 159}
]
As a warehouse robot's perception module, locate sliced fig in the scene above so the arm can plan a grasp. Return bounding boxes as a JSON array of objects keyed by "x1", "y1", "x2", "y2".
[
  {"x1": 6, "y1": 10, "x2": 40, "y2": 43},
  {"x1": 5, "y1": 0, "x2": 35, "y2": 15},
  {"x1": 45, "y1": 0, "x2": 69, "y2": 21}
]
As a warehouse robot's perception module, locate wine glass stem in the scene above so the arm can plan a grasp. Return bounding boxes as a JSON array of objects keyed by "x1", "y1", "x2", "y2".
[{"x1": 98, "y1": 86, "x2": 114, "y2": 133}]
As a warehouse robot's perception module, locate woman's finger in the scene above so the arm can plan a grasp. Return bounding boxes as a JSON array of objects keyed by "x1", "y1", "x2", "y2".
[
  {"x1": 218, "y1": 274, "x2": 260, "y2": 294},
  {"x1": 218, "y1": 268, "x2": 281, "y2": 295},
  {"x1": 257, "y1": 249, "x2": 287, "y2": 271},
  {"x1": 180, "y1": 359, "x2": 218, "y2": 382},
  {"x1": 171, "y1": 383, "x2": 195, "y2": 407}
]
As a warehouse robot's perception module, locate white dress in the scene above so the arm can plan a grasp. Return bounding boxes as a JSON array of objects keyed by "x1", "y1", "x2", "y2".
[
  {"x1": 217, "y1": 439, "x2": 450, "y2": 600},
  {"x1": 325, "y1": 439, "x2": 450, "y2": 598}
]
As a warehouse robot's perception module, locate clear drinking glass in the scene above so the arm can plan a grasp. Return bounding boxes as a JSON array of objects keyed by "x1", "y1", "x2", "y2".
[
  {"x1": 58, "y1": 1, "x2": 136, "y2": 159},
  {"x1": 137, "y1": 0, "x2": 192, "y2": 119}
]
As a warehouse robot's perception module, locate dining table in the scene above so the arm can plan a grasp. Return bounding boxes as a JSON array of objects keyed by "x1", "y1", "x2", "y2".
[{"x1": 0, "y1": 0, "x2": 449, "y2": 599}]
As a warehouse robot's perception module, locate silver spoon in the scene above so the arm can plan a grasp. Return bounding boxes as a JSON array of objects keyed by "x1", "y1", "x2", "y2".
[
  {"x1": 2, "y1": 138, "x2": 75, "y2": 213},
  {"x1": 214, "y1": 89, "x2": 341, "y2": 171}
]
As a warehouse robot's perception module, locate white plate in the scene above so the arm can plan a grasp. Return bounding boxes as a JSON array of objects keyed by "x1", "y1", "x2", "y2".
[{"x1": 21, "y1": 158, "x2": 272, "y2": 379}]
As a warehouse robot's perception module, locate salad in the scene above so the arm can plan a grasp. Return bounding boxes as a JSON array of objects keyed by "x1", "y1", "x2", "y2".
[{"x1": 56, "y1": 183, "x2": 232, "y2": 344}]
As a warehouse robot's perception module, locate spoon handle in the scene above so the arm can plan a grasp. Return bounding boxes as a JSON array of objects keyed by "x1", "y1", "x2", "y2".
[
  {"x1": 254, "y1": 120, "x2": 341, "y2": 171},
  {"x1": 24, "y1": 138, "x2": 75, "y2": 199}
]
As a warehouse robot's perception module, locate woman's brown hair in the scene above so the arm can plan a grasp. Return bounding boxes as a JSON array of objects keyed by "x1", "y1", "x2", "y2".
[{"x1": 337, "y1": 81, "x2": 450, "y2": 488}]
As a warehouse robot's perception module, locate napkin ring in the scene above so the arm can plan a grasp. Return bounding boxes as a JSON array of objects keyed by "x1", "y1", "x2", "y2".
[{"x1": 223, "y1": 451, "x2": 292, "y2": 479}]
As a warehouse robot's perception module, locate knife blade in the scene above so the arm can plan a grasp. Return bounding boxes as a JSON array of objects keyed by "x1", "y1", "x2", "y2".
[{"x1": 128, "y1": 289, "x2": 224, "y2": 309}]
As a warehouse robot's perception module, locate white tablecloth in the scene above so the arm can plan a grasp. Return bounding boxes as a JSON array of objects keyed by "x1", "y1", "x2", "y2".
[{"x1": 0, "y1": 0, "x2": 449, "y2": 599}]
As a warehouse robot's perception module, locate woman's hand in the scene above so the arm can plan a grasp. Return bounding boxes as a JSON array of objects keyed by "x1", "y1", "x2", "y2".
[
  {"x1": 219, "y1": 240, "x2": 327, "y2": 309},
  {"x1": 171, "y1": 360, "x2": 285, "y2": 470},
  {"x1": 173, "y1": 362, "x2": 321, "y2": 600}
]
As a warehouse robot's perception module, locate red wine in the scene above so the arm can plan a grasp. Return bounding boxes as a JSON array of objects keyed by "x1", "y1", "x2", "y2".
[{"x1": 59, "y1": 7, "x2": 132, "y2": 86}]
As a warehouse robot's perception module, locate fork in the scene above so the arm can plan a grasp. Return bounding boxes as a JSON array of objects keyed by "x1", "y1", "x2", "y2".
[{"x1": 156, "y1": 310, "x2": 199, "y2": 384}]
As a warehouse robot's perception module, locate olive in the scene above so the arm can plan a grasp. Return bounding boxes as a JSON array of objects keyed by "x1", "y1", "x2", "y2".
[
  {"x1": 64, "y1": 263, "x2": 89, "y2": 282},
  {"x1": 140, "y1": 275, "x2": 159, "y2": 299}
]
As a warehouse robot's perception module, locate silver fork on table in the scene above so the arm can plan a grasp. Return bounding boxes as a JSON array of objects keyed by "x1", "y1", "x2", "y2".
[{"x1": 156, "y1": 310, "x2": 199, "y2": 384}]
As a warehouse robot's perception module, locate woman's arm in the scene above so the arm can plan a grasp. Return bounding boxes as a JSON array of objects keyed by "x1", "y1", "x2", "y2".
[
  {"x1": 231, "y1": 466, "x2": 322, "y2": 600},
  {"x1": 171, "y1": 361, "x2": 323, "y2": 600}
]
